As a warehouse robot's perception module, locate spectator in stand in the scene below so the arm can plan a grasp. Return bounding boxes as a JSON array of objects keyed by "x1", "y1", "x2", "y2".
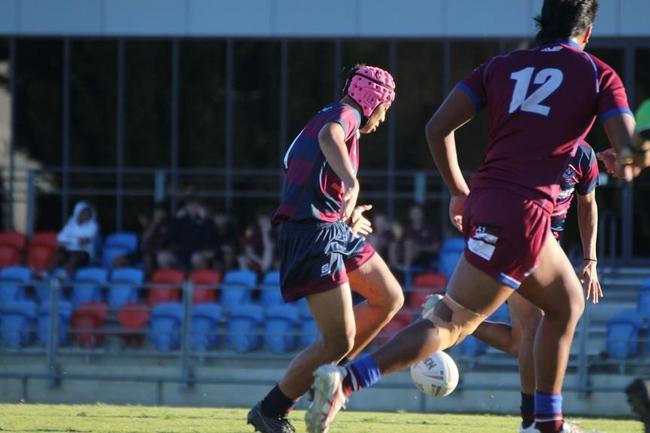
[
  {"x1": 158, "y1": 200, "x2": 220, "y2": 271},
  {"x1": 366, "y1": 213, "x2": 398, "y2": 268},
  {"x1": 401, "y1": 204, "x2": 439, "y2": 270},
  {"x1": 213, "y1": 210, "x2": 240, "y2": 272},
  {"x1": 46, "y1": 201, "x2": 99, "y2": 278},
  {"x1": 239, "y1": 213, "x2": 276, "y2": 274},
  {"x1": 138, "y1": 202, "x2": 171, "y2": 276}
]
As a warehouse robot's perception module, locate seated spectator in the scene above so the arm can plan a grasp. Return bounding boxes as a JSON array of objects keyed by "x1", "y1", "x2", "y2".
[
  {"x1": 366, "y1": 213, "x2": 398, "y2": 268},
  {"x1": 157, "y1": 200, "x2": 220, "y2": 271},
  {"x1": 401, "y1": 204, "x2": 439, "y2": 270},
  {"x1": 46, "y1": 201, "x2": 99, "y2": 278},
  {"x1": 214, "y1": 210, "x2": 240, "y2": 273},
  {"x1": 238, "y1": 213, "x2": 276, "y2": 274}
]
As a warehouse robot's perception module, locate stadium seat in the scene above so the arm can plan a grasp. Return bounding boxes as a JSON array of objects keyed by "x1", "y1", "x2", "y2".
[
  {"x1": 148, "y1": 269, "x2": 183, "y2": 305},
  {"x1": 34, "y1": 268, "x2": 69, "y2": 303},
  {"x1": 0, "y1": 245, "x2": 20, "y2": 268},
  {"x1": 438, "y1": 236, "x2": 465, "y2": 278},
  {"x1": 409, "y1": 272, "x2": 447, "y2": 313},
  {"x1": 108, "y1": 267, "x2": 144, "y2": 310},
  {"x1": 191, "y1": 303, "x2": 223, "y2": 351},
  {"x1": 0, "y1": 300, "x2": 37, "y2": 348},
  {"x1": 71, "y1": 267, "x2": 108, "y2": 307},
  {"x1": 489, "y1": 303, "x2": 511, "y2": 323},
  {"x1": 37, "y1": 300, "x2": 72, "y2": 346},
  {"x1": 299, "y1": 317, "x2": 319, "y2": 348},
  {"x1": 458, "y1": 335, "x2": 488, "y2": 357},
  {"x1": 638, "y1": 284, "x2": 650, "y2": 322},
  {"x1": 27, "y1": 232, "x2": 58, "y2": 272},
  {"x1": 189, "y1": 269, "x2": 221, "y2": 304},
  {"x1": 102, "y1": 232, "x2": 138, "y2": 268},
  {"x1": 606, "y1": 309, "x2": 644, "y2": 358},
  {"x1": 117, "y1": 302, "x2": 150, "y2": 346},
  {"x1": 149, "y1": 302, "x2": 184, "y2": 352},
  {"x1": 260, "y1": 271, "x2": 283, "y2": 305},
  {"x1": 375, "y1": 311, "x2": 412, "y2": 346},
  {"x1": 71, "y1": 302, "x2": 108, "y2": 347},
  {"x1": 0, "y1": 232, "x2": 27, "y2": 252},
  {"x1": 265, "y1": 304, "x2": 300, "y2": 353},
  {"x1": 0, "y1": 266, "x2": 31, "y2": 305},
  {"x1": 220, "y1": 270, "x2": 257, "y2": 309},
  {"x1": 227, "y1": 304, "x2": 263, "y2": 353}
]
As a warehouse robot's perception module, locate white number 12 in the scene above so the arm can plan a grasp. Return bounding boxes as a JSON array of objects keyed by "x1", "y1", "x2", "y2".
[{"x1": 508, "y1": 67, "x2": 563, "y2": 116}]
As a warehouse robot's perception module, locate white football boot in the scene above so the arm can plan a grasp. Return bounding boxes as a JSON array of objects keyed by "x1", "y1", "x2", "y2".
[
  {"x1": 527, "y1": 420, "x2": 588, "y2": 433},
  {"x1": 305, "y1": 365, "x2": 348, "y2": 433}
]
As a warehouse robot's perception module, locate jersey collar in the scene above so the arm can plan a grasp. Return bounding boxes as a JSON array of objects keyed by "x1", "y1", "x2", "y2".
[{"x1": 557, "y1": 38, "x2": 583, "y2": 50}]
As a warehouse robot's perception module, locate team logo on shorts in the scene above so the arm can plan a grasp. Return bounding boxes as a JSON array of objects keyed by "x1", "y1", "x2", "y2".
[
  {"x1": 320, "y1": 263, "x2": 331, "y2": 276},
  {"x1": 467, "y1": 225, "x2": 500, "y2": 261}
]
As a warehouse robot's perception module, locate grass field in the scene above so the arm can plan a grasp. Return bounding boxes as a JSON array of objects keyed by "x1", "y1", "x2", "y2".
[{"x1": 0, "y1": 404, "x2": 643, "y2": 433}]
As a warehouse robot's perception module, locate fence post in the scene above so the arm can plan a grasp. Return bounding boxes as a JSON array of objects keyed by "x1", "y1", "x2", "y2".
[
  {"x1": 154, "y1": 170, "x2": 166, "y2": 203},
  {"x1": 47, "y1": 278, "x2": 61, "y2": 388},
  {"x1": 26, "y1": 170, "x2": 36, "y2": 237},
  {"x1": 180, "y1": 280, "x2": 193, "y2": 388},
  {"x1": 576, "y1": 302, "x2": 591, "y2": 397}
]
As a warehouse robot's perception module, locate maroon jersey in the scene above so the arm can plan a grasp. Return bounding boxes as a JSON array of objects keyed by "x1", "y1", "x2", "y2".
[
  {"x1": 550, "y1": 142, "x2": 599, "y2": 239},
  {"x1": 273, "y1": 102, "x2": 361, "y2": 223},
  {"x1": 459, "y1": 40, "x2": 630, "y2": 211}
]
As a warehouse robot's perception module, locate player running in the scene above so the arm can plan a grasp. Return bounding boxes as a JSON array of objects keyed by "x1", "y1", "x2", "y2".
[
  {"x1": 306, "y1": 2, "x2": 650, "y2": 433},
  {"x1": 247, "y1": 65, "x2": 404, "y2": 433},
  {"x1": 445, "y1": 141, "x2": 602, "y2": 433}
]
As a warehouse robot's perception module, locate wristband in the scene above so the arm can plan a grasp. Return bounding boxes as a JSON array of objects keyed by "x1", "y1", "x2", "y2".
[{"x1": 583, "y1": 258, "x2": 597, "y2": 262}]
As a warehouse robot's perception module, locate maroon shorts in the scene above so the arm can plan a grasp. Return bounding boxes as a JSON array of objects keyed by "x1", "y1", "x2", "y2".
[
  {"x1": 278, "y1": 220, "x2": 376, "y2": 302},
  {"x1": 462, "y1": 189, "x2": 551, "y2": 289}
]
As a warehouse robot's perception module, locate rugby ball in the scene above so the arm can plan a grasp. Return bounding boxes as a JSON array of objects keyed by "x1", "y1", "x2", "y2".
[{"x1": 410, "y1": 351, "x2": 459, "y2": 397}]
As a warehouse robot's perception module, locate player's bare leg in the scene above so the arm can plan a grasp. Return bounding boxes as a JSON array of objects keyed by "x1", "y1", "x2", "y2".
[
  {"x1": 472, "y1": 317, "x2": 519, "y2": 356},
  {"x1": 517, "y1": 234, "x2": 584, "y2": 433},
  {"x1": 345, "y1": 253, "x2": 404, "y2": 359}
]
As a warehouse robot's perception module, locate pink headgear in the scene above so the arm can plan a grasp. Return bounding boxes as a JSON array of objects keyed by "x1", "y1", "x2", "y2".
[{"x1": 345, "y1": 65, "x2": 396, "y2": 119}]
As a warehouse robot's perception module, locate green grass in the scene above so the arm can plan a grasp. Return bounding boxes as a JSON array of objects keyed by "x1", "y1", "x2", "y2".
[{"x1": 0, "y1": 404, "x2": 643, "y2": 433}]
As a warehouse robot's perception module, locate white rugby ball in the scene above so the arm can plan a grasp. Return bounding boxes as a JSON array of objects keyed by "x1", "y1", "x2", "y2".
[{"x1": 410, "y1": 351, "x2": 459, "y2": 397}]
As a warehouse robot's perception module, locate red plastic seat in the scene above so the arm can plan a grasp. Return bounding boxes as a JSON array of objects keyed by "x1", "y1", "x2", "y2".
[
  {"x1": 375, "y1": 311, "x2": 412, "y2": 346},
  {"x1": 117, "y1": 302, "x2": 151, "y2": 347},
  {"x1": 71, "y1": 302, "x2": 108, "y2": 347},
  {"x1": 27, "y1": 232, "x2": 59, "y2": 272},
  {"x1": 147, "y1": 269, "x2": 184, "y2": 305},
  {"x1": 0, "y1": 245, "x2": 20, "y2": 268},
  {"x1": 0, "y1": 232, "x2": 27, "y2": 251},
  {"x1": 189, "y1": 269, "x2": 221, "y2": 304},
  {"x1": 30, "y1": 232, "x2": 58, "y2": 249},
  {"x1": 410, "y1": 272, "x2": 447, "y2": 310}
]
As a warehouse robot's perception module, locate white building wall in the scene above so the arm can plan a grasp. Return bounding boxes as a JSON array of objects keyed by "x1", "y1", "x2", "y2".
[{"x1": 0, "y1": 0, "x2": 648, "y2": 37}]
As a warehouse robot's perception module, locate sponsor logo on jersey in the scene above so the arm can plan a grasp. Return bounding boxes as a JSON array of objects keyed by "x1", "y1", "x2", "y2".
[
  {"x1": 320, "y1": 263, "x2": 331, "y2": 276},
  {"x1": 468, "y1": 225, "x2": 499, "y2": 261}
]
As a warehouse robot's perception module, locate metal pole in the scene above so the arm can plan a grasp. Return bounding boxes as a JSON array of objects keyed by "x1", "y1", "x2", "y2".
[
  {"x1": 62, "y1": 39, "x2": 71, "y2": 223},
  {"x1": 621, "y1": 46, "x2": 636, "y2": 260},
  {"x1": 180, "y1": 280, "x2": 193, "y2": 388},
  {"x1": 26, "y1": 170, "x2": 36, "y2": 237},
  {"x1": 279, "y1": 40, "x2": 288, "y2": 192},
  {"x1": 387, "y1": 40, "x2": 397, "y2": 221},
  {"x1": 115, "y1": 39, "x2": 125, "y2": 231},
  {"x1": 224, "y1": 39, "x2": 234, "y2": 211},
  {"x1": 440, "y1": 40, "x2": 452, "y2": 238},
  {"x1": 8, "y1": 38, "x2": 16, "y2": 231},
  {"x1": 170, "y1": 39, "x2": 180, "y2": 213},
  {"x1": 47, "y1": 278, "x2": 60, "y2": 388}
]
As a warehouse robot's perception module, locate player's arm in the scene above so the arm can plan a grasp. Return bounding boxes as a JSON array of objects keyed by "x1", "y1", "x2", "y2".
[
  {"x1": 425, "y1": 88, "x2": 474, "y2": 231},
  {"x1": 576, "y1": 191, "x2": 603, "y2": 304},
  {"x1": 318, "y1": 122, "x2": 359, "y2": 221}
]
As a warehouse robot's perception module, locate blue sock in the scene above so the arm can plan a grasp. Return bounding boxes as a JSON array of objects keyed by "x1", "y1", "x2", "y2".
[
  {"x1": 535, "y1": 392, "x2": 563, "y2": 433},
  {"x1": 341, "y1": 354, "x2": 381, "y2": 395}
]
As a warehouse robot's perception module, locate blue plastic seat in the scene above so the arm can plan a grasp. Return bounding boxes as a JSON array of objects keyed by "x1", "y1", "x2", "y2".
[
  {"x1": 220, "y1": 270, "x2": 258, "y2": 310},
  {"x1": 227, "y1": 304, "x2": 263, "y2": 353},
  {"x1": 606, "y1": 309, "x2": 644, "y2": 358},
  {"x1": 0, "y1": 266, "x2": 31, "y2": 305},
  {"x1": 458, "y1": 335, "x2": 488, "y2": 357},
  {"x1": 37, "y1": 301, "x2": 72, "y2": 346},
  {"x1": 265, "y1": 305, "x2": 300, "y2": 353},
  {"x1": 149, "y1": 303, "x2": 184, "y2": 352},
  {"x1": 260, "y1": 271, "x2": 283, "y2": 305},
  {"x1": 300, "y1": 317, "x2": 319, "y2": 348},
  {"x1": 102, "y1": 246, "x2": 131, "y2": 269},
  {"x1": 1, "y1": 300, "x2": 37, "y2": 348},
  {"x1": 438, "y1": 237, "x2": 465, "y2": 278},
  {"x1": 108, "y1": 267, "x2": 144, "y2": 310},
  {"x1": 72, "y1": 267, "x2": 108, "y2": 307},
  {"x1": 489, "y1": 303, "x2": 510, "y2": 323},
  {"x1": 104, "y1": 232, "x2": 138, "y2": 252},
  {"x1": 191, "y1": 304, "x2": 223, "y2": 352},
  {"x1": 638, "y1": 284, "x2": 650, "y2": 321}
]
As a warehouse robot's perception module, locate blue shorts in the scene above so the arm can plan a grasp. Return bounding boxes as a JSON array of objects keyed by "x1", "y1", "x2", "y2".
[{"x1": 278, "y1": 220, "x2": 375, "y2": 302}]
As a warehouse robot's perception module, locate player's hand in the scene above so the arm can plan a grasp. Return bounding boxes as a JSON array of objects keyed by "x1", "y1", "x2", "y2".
[
  {"x1": 349, "y1": 204, "x2": 373, "y2": 235},
  {"x1": 597, "y1": 148, "x2": 618, "y2": 176},
  {"x1": 342, "y1": 179, "x2": 360, "y2": 222},
  {"x1": 449, "y1": 194, "x2": 467, "y2": 232},
  {"x1": 579, "y1": 260, "x2": 603, "y2": 304}
]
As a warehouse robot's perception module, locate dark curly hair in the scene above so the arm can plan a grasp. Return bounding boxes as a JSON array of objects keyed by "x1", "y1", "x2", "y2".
[{"x1": 534, "y1": 0, "x2": 599, "y2": 45}]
